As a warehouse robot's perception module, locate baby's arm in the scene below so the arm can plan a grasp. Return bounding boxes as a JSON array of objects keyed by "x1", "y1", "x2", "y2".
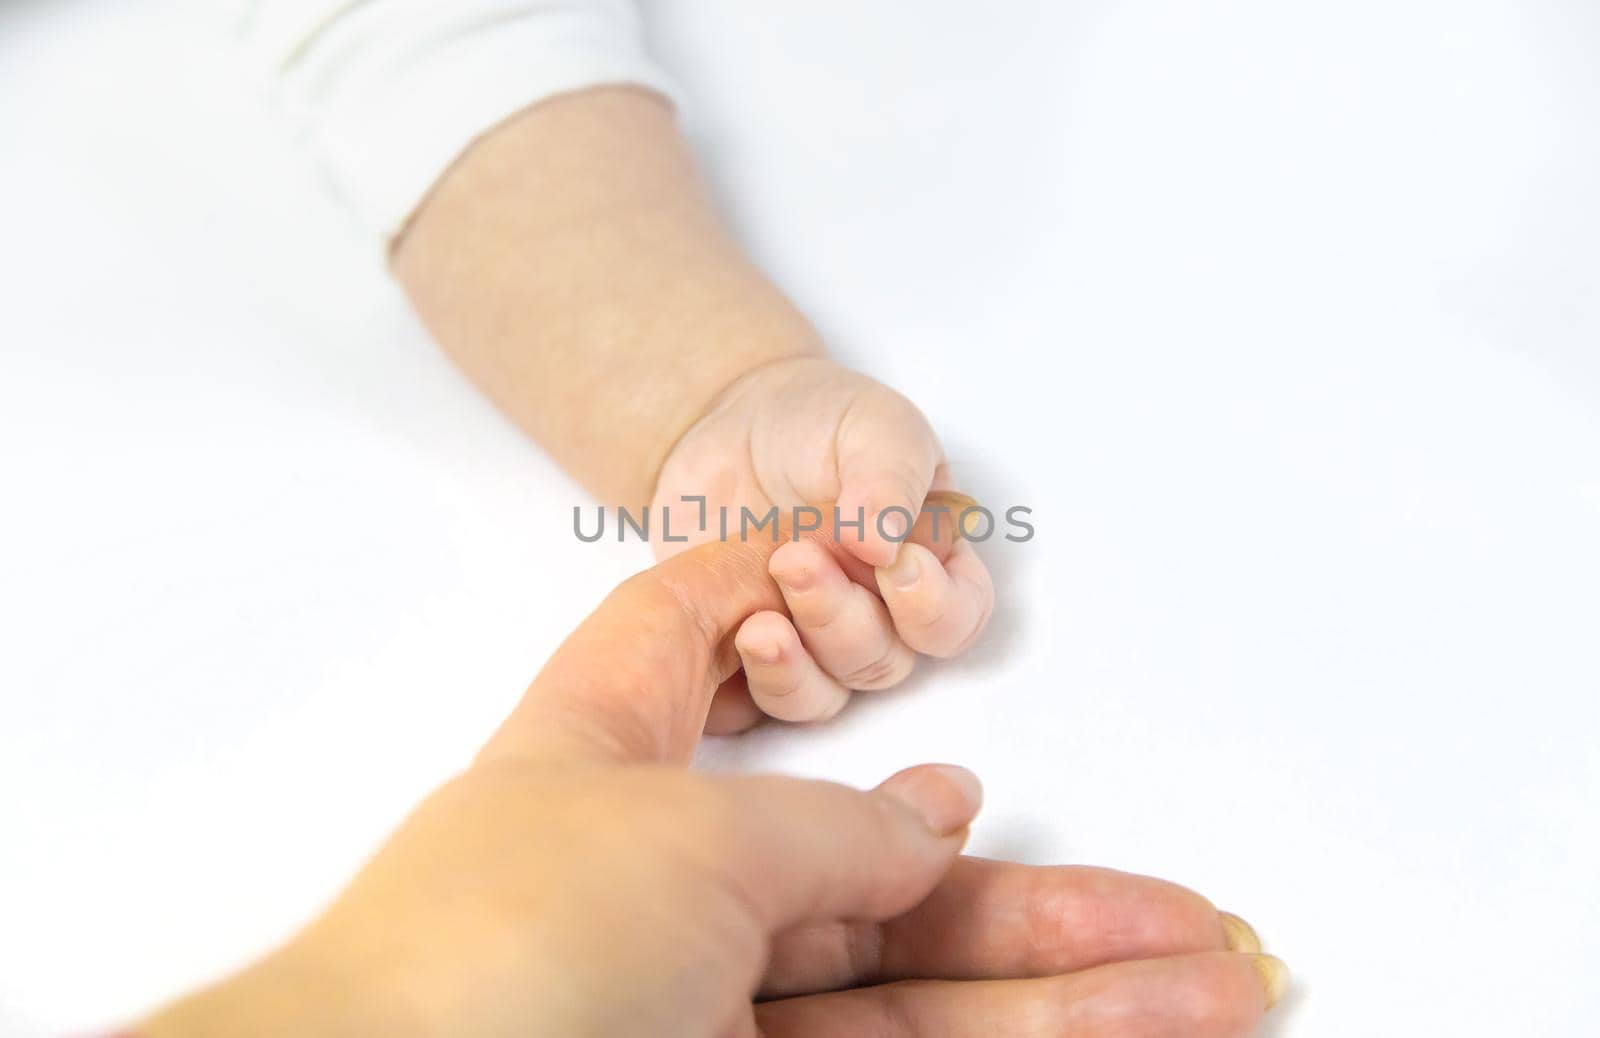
[
  {"x1": 392, "y1": 86, "x2": 818, "y2": 508},
  {"x1": 395, "y1": 88, "x2": 993, "y2": 727},
  {"x1": 264, "y1": 0, "x2": 994, "y2": 725}
]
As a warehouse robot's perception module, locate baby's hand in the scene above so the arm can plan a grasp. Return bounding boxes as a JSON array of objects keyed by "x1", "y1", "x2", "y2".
[{"x1": 651, "y1": 357, "x2": 994, "y2": 729}]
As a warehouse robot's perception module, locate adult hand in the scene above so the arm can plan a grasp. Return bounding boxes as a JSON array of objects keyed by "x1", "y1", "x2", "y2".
[{"x1": 138, "y1": 530, "x2": 1286, "y2": 1037}]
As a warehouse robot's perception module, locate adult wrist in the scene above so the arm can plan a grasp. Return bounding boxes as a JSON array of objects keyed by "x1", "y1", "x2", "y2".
[{"x1": 135, "y1": 938, "x2": 423, "y2": 1038}]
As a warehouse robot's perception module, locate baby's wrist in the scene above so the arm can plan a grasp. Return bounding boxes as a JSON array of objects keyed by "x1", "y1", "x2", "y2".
[{"x1": 645, "y1": 349, "x2": 829, "y2": 502}]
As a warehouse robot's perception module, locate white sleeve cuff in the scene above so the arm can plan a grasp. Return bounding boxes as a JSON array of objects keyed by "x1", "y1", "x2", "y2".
[{"x1": 250, "y1": 0, "x2": 678, "y2": 240}]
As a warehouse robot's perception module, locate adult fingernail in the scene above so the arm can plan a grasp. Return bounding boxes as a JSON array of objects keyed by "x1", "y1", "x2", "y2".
[
  {"x1": 1248, "y1": 954, "x2": 1289, "y2": 1010},
  {"x1": 924, "y1": 490, "x2": 979, "y2": 539},
  {"x1": 1220, "y1": 912, "x2": 1261, "y2": 953},
  {"x1": 878, "y1": 764, "x2": 983, "y2": 837},
  {"x1": 885, "y1": 546, "x2": 922, "y2": 590}
]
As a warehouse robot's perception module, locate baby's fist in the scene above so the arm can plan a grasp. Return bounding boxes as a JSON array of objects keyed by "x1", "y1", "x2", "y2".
[{"x1": 652, "y1": 358, "x2": 994, "y2": 728}]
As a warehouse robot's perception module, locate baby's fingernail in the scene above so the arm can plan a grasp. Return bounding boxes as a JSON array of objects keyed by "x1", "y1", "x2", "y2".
[
  {"x1": 1219, "y1": 912, "x2": 1261, "y2": 953},
  {"x1": 744, "y1": 641, "x2": 781, "y2": 665},
  {"x1": 878, "y1": 764, "x2": 983, "y2": 837},
  {"x1": 885, "y1": 547, "x2": 922, "y2": 590},
  {"x1": 1247, "y1": 954, "x2": 1290, "y2": 1010},
  {"x1": 775, "y1": 566, "x2": 815, "y2": 592},
  {"x1": 878, "y1": 509, "x2": 909, "y2": 542}
]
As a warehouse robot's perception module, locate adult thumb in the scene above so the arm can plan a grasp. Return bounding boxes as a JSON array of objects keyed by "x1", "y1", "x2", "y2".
[
  {"x1": 477, "y1": 531, "x2": 787, "y2": 768},
  {"x1": 475, "y1": 496, "x2": 977, "y2": 769},
  {"x1": 700, "y1": 764, "x2": 983, "y2": 934}
]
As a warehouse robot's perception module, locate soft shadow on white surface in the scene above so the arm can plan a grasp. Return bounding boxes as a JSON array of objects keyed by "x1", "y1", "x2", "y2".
[{"x1": 4, "y1": 1, "x2": 1599, "y2": 1034}]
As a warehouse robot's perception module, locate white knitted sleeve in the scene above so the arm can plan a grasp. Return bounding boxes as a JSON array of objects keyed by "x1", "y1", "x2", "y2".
[{"x1": 242, "y1": 0, "x2": 678, "y2": 239}]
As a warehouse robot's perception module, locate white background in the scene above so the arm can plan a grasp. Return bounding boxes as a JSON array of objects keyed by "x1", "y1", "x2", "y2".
[{"x1": 3, "y1": 1, "x2": 1598, "y2": 1034}]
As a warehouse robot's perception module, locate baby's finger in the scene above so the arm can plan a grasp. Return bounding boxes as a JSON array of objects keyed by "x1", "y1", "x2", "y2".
[
  {"x1": 876, "y1": 540, "x2": 994, "y2": 658},
  {"x1": 770, "y1": 540, "x2": 916, "y2": 691},
  {"x1": 833, "y1": 391, "x2": 942, "y2": 569},
  {"x1": 820, "y1": 488, "x2": 979, "y2": 593},
  {"x1": 908, "y1": 489, "x2": 978, "y2": 567},
  {"x1": 735, "y1": 610, "x2": 852, "y2": 722}
]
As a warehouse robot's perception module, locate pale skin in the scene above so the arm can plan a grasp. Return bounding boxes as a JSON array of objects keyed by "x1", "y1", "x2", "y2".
[
  {"x1": 391, "y1": 85, "x2": 994, "y2": 727},
  {"x1": 139, "y1": 528, "x2": 1287, "y2": 1036},
  {"x1": 133, "y1": 85, "x2": 1292, "y2": 1033}
]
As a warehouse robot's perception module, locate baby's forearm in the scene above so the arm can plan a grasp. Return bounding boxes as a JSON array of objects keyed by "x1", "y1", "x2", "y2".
[{"x1": 392, "y1": 86, "x2": 821, "y2": 506}]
